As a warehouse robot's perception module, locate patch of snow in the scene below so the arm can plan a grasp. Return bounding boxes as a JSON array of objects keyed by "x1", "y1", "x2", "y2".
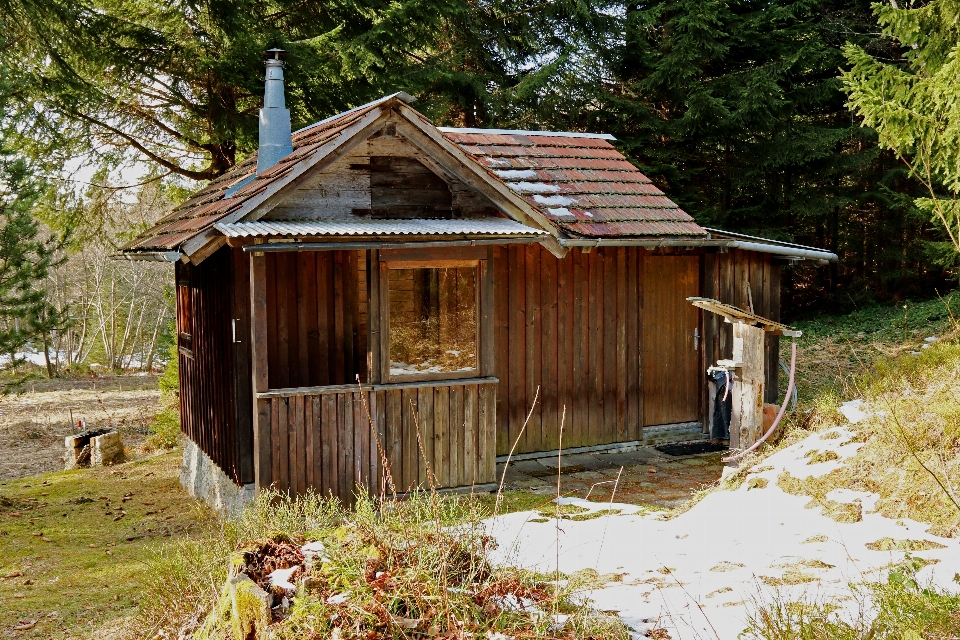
[
  {"x1": 268, "y1": 566, "x2": 298, "y2": 592},
  {"x1": 509, "y1": 182, "x2": 560, "y2": 194},
  {"x1": 326, "y1": 592, "x2": 350, "y2": 605},
  {"x1": 532, "y1": 194, "x2": 576, "y2": 206},
  {"x1": 493, "y1": 169, "x2": 539, "y2": 180},
  {"x1": 485, "y1": 158, "x2": 512, "y2": 167},
  {"x1": 924, "y1": 336, "x2": 938, "y2": 343},
  {"x1": 839, "y1": 399, "x2": 869, "y2": 424},
  {"x1": 826, "y1": 489, "x2": 879, "y2": 512},
  {"x1": 547, "y1": 207, "x2": 574, "y2": 217},
  {"x1": 484, "y1": 427, "x2": 960, "y2": 639}
]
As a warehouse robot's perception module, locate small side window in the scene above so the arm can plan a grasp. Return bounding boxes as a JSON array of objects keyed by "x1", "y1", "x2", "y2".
[{"x1": 177, "y1": 275, "x2": 193, "y2": 357}]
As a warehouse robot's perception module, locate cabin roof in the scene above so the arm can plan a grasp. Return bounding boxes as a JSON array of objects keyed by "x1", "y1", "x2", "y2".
[
  {"x1": 438, "y1": 129, "x2": 704, "y2": 239},
  {"x1": 122, "y1": 94, "x2": 704, "y2": 258},
  {"x1": 121, "y1": 93, "x2": 410, "y2": 254}
]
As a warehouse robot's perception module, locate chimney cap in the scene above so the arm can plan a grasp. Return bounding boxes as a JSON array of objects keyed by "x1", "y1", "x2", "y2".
[{"x1": 263, "y1": 48, "x2": 287, "y2": 61}]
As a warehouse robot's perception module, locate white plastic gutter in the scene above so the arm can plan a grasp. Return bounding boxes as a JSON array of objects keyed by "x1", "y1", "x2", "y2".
[{"x1": 725, "y1": 240, "x2": 837, "y2": 263}]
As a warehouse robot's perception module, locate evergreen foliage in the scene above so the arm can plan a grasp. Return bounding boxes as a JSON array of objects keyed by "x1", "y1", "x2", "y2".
[
  {"x1": 842, "y1": 0, "x2": 960, "y2": 258},
  {"x1": 1, "y1": 0, "x2": 956, "y2": 308},
  {"x1": 0, "y1": 37, "x2": 68, "y2": 374}
]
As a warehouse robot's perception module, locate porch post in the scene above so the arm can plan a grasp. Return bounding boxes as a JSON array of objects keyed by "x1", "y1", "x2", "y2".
[
  {"x1": 730, "y1": 322, "x2": 765, "y2": 455},
  {"x1": 250, "y1": 248, "x2": 273, "y2": 490}
]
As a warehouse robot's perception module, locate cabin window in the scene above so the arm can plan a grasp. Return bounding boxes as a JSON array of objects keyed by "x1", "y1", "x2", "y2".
[
  {"x1": 177, "y1": 273, "x2": 193, "y2": 357},
  {"x1": 386, "y1": 261, "x2": 478, "y2": 380}
]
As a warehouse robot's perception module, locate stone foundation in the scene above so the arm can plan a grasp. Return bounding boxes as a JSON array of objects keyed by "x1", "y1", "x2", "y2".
[{"x1": 180, "y1": 438, "x2": 254, "y2": 515}]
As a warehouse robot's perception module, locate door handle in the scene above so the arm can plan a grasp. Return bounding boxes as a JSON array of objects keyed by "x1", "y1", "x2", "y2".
[{"x1": 694, "y1": 327, "x2": 700, "y2": 351}]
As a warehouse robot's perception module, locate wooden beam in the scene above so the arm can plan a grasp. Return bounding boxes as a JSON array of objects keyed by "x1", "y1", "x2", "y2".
[
  {"x1": 249, "y1": 251, "x2": 272, "y2": 490},
  {"x1": 729, "y1": 322, "x2": 765, "y2": 463}
]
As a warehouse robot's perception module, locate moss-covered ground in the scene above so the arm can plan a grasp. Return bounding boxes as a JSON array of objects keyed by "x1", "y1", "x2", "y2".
[{"x1": 0, "y1": 450, "x2": 208, "y2": 639}]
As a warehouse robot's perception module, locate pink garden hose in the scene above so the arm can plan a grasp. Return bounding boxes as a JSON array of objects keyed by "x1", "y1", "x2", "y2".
[{"x1": 722, "y1": 339, "x2": 797, "y2": 463}]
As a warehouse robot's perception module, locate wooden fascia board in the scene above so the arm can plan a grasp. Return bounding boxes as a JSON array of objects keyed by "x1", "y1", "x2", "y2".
[
  {"x1": 180, "y1": 106, "x2": 391, "y2": 261},
  {"x1": 392, "y1": 104, "x2": 568, "y2": 259}
]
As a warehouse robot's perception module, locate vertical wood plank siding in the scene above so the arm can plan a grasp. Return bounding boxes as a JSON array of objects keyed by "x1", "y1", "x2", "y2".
[
  {"x1": 177, "y1": 248, "x2": 251, "y2": 484},
  {"x1": 265, "y1": 251, "x2": 366, "y2": 388},
  {"x1": 701, "y1": 249, "x2": 782, "y2": 413},
  {"x1": 260, "y1": 383, "x2": 496, "y2": 503},
  {"x1": 493, "y1": 246, "x2": 782, "y2": 454},
  {"x1": 493, "y1": 245, "x2": 645, "y2": 454}
]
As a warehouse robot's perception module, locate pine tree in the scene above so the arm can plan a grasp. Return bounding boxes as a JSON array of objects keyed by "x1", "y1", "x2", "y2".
[{"x1": 2, "y1": 0, "x2": 581, "y2": 181}]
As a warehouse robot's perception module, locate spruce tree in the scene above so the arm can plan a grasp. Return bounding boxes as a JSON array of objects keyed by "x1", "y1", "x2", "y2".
[{"x1": 843, "y1": 0, "x2": 960, "y2": 257}]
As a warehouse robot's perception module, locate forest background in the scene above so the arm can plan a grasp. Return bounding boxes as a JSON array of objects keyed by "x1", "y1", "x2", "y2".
[{"x1": 0, "y1": 0, "x2": 953, "y2": 376}]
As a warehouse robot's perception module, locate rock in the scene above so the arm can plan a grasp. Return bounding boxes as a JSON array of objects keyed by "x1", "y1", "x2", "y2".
[{"x1": 92, "y1": 431, "x2": 124, "y2": 466}]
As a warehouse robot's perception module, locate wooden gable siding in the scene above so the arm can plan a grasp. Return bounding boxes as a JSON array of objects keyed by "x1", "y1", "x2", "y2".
[
  {"x1": 177, "y1": 247, "x2": 253, "y2": 484},
  {"x1": 493, "y1": 244, "x2": 643, "y2": 454},
  {"x1": 702, "y1": 249, "x2": 782, "y2": 413},
  {"x1": 264, "y1": 127, "x2": 499, "y2": 222},
  {"x1": 263, "y1": 250, "x2": 367, "y2": 389}
]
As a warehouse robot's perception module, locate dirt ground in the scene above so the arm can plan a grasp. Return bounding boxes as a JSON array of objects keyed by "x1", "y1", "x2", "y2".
[
  {"x1": 0, "y1": 376, "x2": 162, "y2": 481},
  {"x1": 498, "y1": 446, "x2": 725, "y2": 510}
]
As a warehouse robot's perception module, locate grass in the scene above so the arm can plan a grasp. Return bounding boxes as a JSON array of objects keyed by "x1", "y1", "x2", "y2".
[
  {"x1": 743, "y1": 558, "x2": 960, "y2": 639},
  {"x1": 0, "y1": 450, "x2": 210, "y2": 639},
  {"x1": 772, "y1": 337, "x2": 960, "y2": 536},
  {"x1": 743, "y1": 293, "x2": 960, "y2": 638},
  {"x1": 166, "y1": 490, "x2": 631, "y2": 640}
]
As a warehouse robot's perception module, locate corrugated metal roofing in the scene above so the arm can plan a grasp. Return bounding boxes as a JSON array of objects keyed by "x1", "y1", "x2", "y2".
[
  {"x1": 215, "y1": 217, "x2": 547, "y2": 238},
  {"x1": 441, "y1": 131, "x2": 705, "y2": 238}
]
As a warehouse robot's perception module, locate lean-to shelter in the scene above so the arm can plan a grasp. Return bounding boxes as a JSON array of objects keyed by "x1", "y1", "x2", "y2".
[{"x1": 122, "y1": 52, "x2": 837, "y2": 508}]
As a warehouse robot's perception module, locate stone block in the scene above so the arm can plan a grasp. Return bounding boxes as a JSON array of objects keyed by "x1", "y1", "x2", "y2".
[
  {"x1": 64, "y1": 428, "x2": 123, "y2": 469},
  {"x1": 92, "y1": 431, "x2": 124, "y2": 466}
]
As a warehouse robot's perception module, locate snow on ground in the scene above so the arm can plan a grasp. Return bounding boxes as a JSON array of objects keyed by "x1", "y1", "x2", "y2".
[{"x1": 485, "y1": 426, "x2": 960, "y2": 638}]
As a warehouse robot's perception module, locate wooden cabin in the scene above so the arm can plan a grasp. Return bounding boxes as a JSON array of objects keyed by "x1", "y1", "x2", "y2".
[{"x1": 123, "y1": 81, "x2": 836, "y2": 508}]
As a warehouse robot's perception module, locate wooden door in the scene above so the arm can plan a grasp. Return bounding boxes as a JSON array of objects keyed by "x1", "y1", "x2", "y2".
[{"x1": 642, "y1": 256, "x2": 700, "y2": 426}]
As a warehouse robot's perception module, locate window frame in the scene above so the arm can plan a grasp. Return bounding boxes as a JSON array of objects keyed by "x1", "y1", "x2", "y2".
[
  {"x1": 374, "y1": 246, "x2": 493, "y2": 385},
  {"x1": 176, "y1": 269, "x2": 194, "y2": 359}
]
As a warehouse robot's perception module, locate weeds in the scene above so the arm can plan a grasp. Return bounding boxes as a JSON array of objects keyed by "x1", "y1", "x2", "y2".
[
  {"x1": 156, "y1": 490, "x2": 630, "y2": 640},
  {"x1": 744, "y1": 558, "x2": 960, "y2": 639}
]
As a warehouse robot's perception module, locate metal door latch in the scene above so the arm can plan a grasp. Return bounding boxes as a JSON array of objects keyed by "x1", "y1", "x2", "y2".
[{"x1": 694, "y1": 327, "x2": 700, "y2": 351}]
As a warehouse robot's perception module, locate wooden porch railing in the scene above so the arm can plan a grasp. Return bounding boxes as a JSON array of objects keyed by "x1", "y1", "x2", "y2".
[{"x1": 254, "y1": 378, "x2": 497, "y2": 502}]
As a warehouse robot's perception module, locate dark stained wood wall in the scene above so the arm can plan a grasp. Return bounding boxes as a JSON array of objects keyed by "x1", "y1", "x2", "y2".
[
  {"x1": 177, "y1": 247, "x2": 252, "y2": 484},
  {"x1": 264, "y1": 250, "x2": 367, "y2": 389},
  {"x1": 255, "y1": 381, "x2": 496, "y2": 502},
  {"x1": 493, "y1": 244, "x2": 643, "y2": 455},
  {"x1": 702, "y1": 248, "x2": 782, "y2": 413},
  {"x1": 641, "y1": 256, "x2": 701, "y2": 427}
]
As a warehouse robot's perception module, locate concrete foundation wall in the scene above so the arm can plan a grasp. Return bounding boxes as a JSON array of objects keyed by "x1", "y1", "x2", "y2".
[{"x1": 180, "y1": 438, "x2": 254, "y2": 515}]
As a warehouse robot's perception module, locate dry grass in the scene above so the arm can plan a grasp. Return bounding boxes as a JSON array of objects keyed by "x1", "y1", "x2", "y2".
[
  {"x1": 773, "y1": 338, "x2": 960, "y2": 536},
  {"x1": 167, "y1": 490, "x2": 631, "y2": 640},
  {"x1": 0, "y1": 374, "x2": 162, "y2": 480}
]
